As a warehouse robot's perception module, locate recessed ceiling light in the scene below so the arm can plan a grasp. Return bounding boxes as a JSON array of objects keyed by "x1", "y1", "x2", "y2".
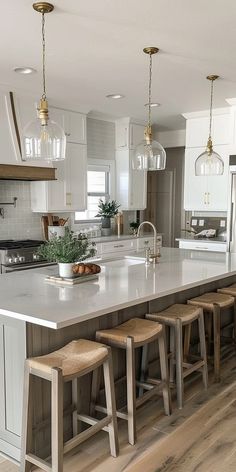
[
  {"x1": 106, "y1": 94, "x2": 124, "y2": 99},
  {"x1": 144, "y1": 102, "x2": 161, "y2": 107},
  {"x1": 14, "y1": 67, "x2": 37, "y2": 75}
]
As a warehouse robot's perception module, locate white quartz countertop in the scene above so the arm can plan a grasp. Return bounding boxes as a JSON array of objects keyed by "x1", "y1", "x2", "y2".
[
  {"x1": 0, "y1": 248, "x2": 235, "y2": 329},
  {"x1": 91, "y1": 232, "x2": 162, "y2": 243}
]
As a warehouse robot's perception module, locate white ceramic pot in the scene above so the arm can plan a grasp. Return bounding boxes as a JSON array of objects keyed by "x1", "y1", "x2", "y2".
[{"x1": 58, "y1": 262, "x2": 74, "y2": 278}]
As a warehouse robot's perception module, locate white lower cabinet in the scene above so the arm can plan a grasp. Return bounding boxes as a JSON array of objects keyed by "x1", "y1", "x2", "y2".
[
  {"x1": 116, "y1": 149, "x2": 147, "y2": 210},
  {"x1": 184, "y1": 145, "x2": 229, "y2": 211},
  {"x1": 0, "y1": 316, "x2": 26, "y2": 461},
  {"x1": 31, "y1": 143, "x2": 87, "y2": 212},
  {"x1": 95, "y1": 235, "x2": 162, "y2": 260},
  {"x1": 178, "y1": 240, "x2": 227, "y2": 252}
]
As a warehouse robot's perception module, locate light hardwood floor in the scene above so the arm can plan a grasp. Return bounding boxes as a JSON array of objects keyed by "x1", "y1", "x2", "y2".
[{"x1": 1, "y1": 346, "x2": 236, "y2": 472}]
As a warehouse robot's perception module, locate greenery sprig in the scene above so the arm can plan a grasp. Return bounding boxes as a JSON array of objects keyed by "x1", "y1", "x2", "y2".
[
  {"x1": 95, "y1": 199, "x2": 120, "y2": 218},
  {"x1": 37, "y1": 228, "x2": 96, "y2": 263}
]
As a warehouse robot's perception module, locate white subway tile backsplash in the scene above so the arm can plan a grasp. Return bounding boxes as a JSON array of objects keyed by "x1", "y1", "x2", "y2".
[{"x1": 0, "y1": 181, "x2": 43, "y2": 240}]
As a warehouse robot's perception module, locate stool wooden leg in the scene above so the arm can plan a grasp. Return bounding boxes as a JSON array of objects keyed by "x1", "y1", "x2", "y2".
[
  {"x1": 183, "y1": 324, "x2": 191, "y2": 362},
  {"x1": 72, "y1": 378, "x2": 78, "y2": 436},
  {"x1": 205, "y1": 313, "x2": 213, "y2": 357},
  {"x1": 103, "y1": 349, "x2": 119, "y2": 458},
  {"x1": 51, "y1": 368, "x2": 64, "y2": 472},
  {"x1": 90, "y1": 366, "x2": 102, "y2": 417},
  {"x1": 158, "y1": 325, "x2": 171, "y2": 416},
  {"x1": 198, "y1": 310, "x2": 208, "y2": 389},
  {"x1": 233, "y1": 299, "x2": 236, "y2": 344},
  {"x1": 169, "y1": 326, "x2": 175, "y2": 384},
  {"x1": 213, "y1": 304, "x2": 221, "y2": 382},
  {"x1": 175, "y1": 318, "x2": 184, "y2": 409},
  {"x1": 139, "y1": 344, "x2": 148, "y2": 397},
  {"x1": 20, "y1": 362, "x2": 33, "y2": 472},
  {"x1": 126, "y1": 336, "x2": 136, "y2": 445}
]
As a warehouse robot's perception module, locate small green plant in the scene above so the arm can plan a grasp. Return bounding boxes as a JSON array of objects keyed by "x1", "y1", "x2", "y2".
[
  {"x1": 95, "y1": 199, "x2": 120, "y2": 218},
  {"x1": 37, "y1": 228, "x2": 96, "y2": 263}
]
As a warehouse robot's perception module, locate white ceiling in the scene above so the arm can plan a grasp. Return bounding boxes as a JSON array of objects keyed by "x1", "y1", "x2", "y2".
[{"x1": 2, "y1": 0, "x2": 236, "y2": 130}]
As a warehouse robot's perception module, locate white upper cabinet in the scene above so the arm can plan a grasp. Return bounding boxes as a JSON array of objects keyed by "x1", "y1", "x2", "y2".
[
  {"x1": 184, "y1": 145, "x2": 229, "y2": 211},
  {"x1": 31, "y1": 142, "x2": 87, "y2": 212},
  {"x1": 116, "y1": 119, "x2": 144, "y2": 149},
  {"x1": 185, "y1": 111, "x2": 230, "y2": 148},
  {"x1": 116, "y1": 149, "x2": 147, "y2": 210},
  {"x1": 115, "y1": 118, "x2": 147, "y2": 210},
  {"x1": 50, "y1": 107, "x2": 87, "y2": 144}
]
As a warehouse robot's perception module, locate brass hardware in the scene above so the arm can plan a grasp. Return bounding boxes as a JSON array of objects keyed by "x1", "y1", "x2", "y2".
[
  {"x1": 33, "y1": 2, "x2": 54, "y2": 13},
  {"x1": 206, "y1": 137, "x2": 213, "y2": 155},
  {"x1": 206, "y1": 75, "x2": 219, "y2": 82},
  {"x1": 38, "y1": 98, "x2": 49, "y2": 126},
  {"x1": 144, "y1": 125, "x2": 152, "y2": 144},
  {"x1": 143, "y1": 47, "x2": 159, "y2": 55}
]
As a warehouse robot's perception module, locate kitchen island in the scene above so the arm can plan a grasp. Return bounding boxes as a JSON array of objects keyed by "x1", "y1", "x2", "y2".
[{"x1": 1, "y1": 247, "x2": 236, "y2": 462}]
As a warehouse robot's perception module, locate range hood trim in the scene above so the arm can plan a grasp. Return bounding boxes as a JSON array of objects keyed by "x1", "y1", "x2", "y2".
[{"x1": 0, "y1": 164, "x2": 56, "y2": 181}]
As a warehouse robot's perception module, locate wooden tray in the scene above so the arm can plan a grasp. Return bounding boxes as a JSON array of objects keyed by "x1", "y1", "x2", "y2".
[{"x1": 45, "y1": 274, "x2": 99, "y2": 285}]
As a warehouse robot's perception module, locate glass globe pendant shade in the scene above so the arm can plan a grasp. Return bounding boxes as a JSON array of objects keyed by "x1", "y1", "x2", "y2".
[
  {"x1": 195, "y1": 139, "x2": 224, "y2": 176},
  {"x1": 133, "y1": 126, "x2": 166, "y2": 171},
  {"x1": 23, "y1": 100, "x2": 66, "y2": 161}
]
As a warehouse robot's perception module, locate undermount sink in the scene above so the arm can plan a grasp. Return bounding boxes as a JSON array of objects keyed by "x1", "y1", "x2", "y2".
[{"x1": 103, "y1": 257, "x2": 145, "y2": 268}]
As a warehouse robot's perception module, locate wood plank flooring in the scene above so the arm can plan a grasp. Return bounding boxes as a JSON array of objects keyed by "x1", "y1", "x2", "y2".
[{"x1": 1, "y1": 345, "x2": 236, "y2": 472}]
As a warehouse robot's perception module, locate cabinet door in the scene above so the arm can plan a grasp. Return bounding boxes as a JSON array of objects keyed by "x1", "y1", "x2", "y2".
[
  {"x1": 65, "y1": 111, "x2": 87, "y2": 144},
  {"x1": 206, "y1": 145, "x2": 229, "y2": 211},
  {"x1": 184, "y1": 147, "x2": 208, "y2": 211},
  {"x1": 0, "y1": 316, "x2": 26, "y2": 461},
  {"x1": 116, "y1": 123, "x2": 129, "y2": 148},
  {"x1": 186, "y1": 114, "x2": 230, "y2": 148},
  {"x1": 129, "y1": 151, "x2": 147, "y2": 210},
  {"x1": 65, "y1": 143, "x2": 87, "y2": 211},
  {"x1": 130, "y1": 124, "x2": 144, "y2": 148}
]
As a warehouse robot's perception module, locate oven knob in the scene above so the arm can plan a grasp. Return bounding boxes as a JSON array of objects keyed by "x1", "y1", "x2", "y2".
[
  {"x1": 7, "y1": 257, "x2": 13, "y2": 264},
  {"x1": 13, "y1": 257, "x2": 19, "y2": 263},
  {"x1": 33, "y1": 253, "x2": 40, "y2": 261},
  {"x1": 19, "y1": 256, "x2": 25, "y2": 263}
]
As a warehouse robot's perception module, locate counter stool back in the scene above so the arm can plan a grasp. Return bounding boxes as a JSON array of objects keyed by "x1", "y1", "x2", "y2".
[
  {"x1": 146, "y1": 304, "x2": 208, "y2": 409},
  {"x1": 93, "y1": 318, "x2": 171, "y2": 446},
  {"x1": 20, "y1": 339, "x2": 119, "y2": 472},
  {"x1": 187, "y1": 292, "x2": 235, "y2": 382}
]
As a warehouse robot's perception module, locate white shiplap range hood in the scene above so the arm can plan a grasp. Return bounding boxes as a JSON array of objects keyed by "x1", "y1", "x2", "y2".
[{"x1": 0, "y1": 90, "x2": 55, "y2": 181}]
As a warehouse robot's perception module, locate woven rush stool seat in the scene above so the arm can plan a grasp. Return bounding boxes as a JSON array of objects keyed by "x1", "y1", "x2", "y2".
[
  {"x1": 218, "y1": 284, "x2": 236, "y2": 297},
  {"x1": 96, "y1": 318, "x2": 163, "y2": 347},
  {"x1": 188, "y1": 292, "x2": 235, "y2": 382},
  {"x1": 94, "y1": 318, "x2": 171, "y2": 446},
  {"x1": 28, "y1": 339, "x2": 109, "y2": 380},
  {"x1": 20, "y1": 339, "x2": 119, "y2": 472},
  {"x1": 146, "y1": 304, "x2": 208, "y2": 409}
]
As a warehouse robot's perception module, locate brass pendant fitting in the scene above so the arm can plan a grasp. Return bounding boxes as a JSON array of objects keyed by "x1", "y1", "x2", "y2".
[
  {"x1": 33, "y1": 2, "x2": 54, "y2": 14},
  {"x1": 206, "y1": 137, "x2": 213, "y2": 155},
  {"x1": 144, "y1": 126, "x2": 152, "y2": 144},
  {"x1": 38, "y1": 98, "x2": 49, "y2": 126}
]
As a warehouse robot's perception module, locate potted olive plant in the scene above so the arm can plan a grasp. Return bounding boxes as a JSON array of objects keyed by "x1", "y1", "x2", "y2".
[
  {"x1": 96, "y1": 199, "x2": 120, "y2": 235},
  {"x1": 37, "y1": 228, "x2": 96, "y2": 278}
]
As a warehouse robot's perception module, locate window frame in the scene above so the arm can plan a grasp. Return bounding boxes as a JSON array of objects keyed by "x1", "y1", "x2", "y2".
[{"x1": 74, "y1": 159, "x2": 115, "y2": 224}]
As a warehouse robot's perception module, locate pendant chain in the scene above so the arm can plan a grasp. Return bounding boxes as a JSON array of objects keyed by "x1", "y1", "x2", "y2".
[
  {"x1": 209, "y1": 79, "x2": 214, "y2": 139},
  {"x1": 148, "y1": 52, "x2": 152, "y2": 129},
  {"x1": 41, "y1": 12, "x2": 46, "y2": 100}
]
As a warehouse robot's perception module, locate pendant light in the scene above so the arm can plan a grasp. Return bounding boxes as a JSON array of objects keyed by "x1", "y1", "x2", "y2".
[
  {"x1": 133, "y1": 47, "x2": 166, "y2": 171},
  {"x1": 23, "y1": 2, "x2": 66, "y2": 161},
  {"x1": 195, "y1": 75, "x2": 223, "y2": 176}
]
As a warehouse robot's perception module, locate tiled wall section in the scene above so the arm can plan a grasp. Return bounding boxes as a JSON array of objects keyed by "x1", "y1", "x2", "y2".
[
  {"x1": 87, "y1": 118, "x2": 115, "y2": 160},
  {"x1": 0, "y1": 181, "x2": 43, "y2": 240}
]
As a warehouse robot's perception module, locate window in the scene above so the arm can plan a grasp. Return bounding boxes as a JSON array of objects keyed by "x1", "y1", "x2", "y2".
[{"x1": 75, "y1": 162, "x2": 113, "y2": 222}]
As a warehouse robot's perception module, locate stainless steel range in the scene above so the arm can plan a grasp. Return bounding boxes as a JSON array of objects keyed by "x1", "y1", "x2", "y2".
[{"x1": 0, "y1": 240, "x2": 54, "y2": 273}]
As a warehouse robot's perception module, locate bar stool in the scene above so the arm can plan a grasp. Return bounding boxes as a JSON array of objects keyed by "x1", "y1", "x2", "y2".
[
  {"x1": 20, "y1": 339, "x2": 119, "y2": 472},
  {"x1": 146, "y1": 304, "x2": 208, "y2": 409},
  {"x1": 188, "y1": 292, "x2": 235, "y2": 382},
  {"x1": 94, "y1": 318, "x2": 171, "y2": 446}
]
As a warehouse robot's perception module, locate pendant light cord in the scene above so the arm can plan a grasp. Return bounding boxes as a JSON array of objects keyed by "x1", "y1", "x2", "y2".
[
  {"x1": 209, "y1": 79, "x2": 214, "y2": 139},
  {"x1": 148, "y1": 52, "x2": 152, "y2": 129},
  {"x1": 41, "y1": 12, "x2": 46, "y2": 100}
]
